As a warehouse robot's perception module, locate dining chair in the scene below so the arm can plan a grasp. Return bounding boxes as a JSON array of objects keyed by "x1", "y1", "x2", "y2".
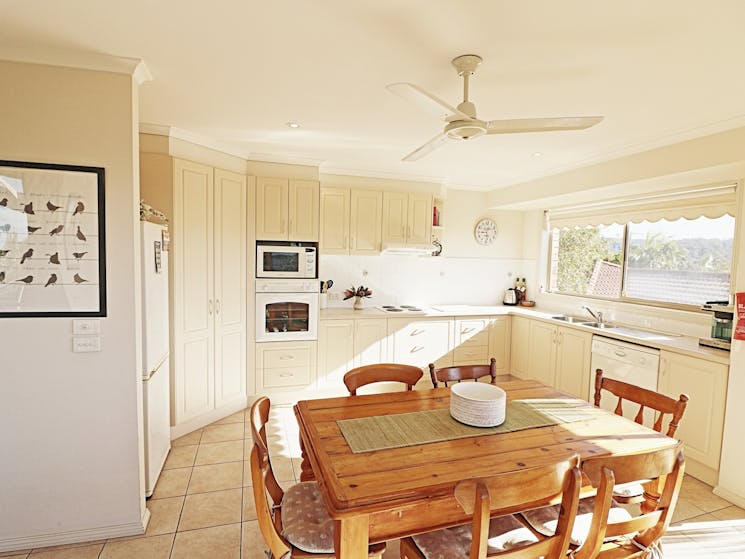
[
  {"x1": 594, "y1": 368, "x2": 688, "y2": 507},
  {"x1": 428, "y1": 357, "x2": 497, "y2": 388},
  {"x1": 343, "y1": 363, "x2": 423, "y2": 395},
  {"x1": 522, "y1": 444, "x2": 685, "y2": 559},
  {"x1": 249, "y1": 397, "x2": 386, "y2": 558},
  {"x1": 399, "y1": 455, "x2": 582, "y2": 559}
]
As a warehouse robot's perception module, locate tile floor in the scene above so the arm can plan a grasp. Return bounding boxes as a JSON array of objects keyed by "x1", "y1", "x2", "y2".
[{"x1": 4, "y1": 404, "x2": 745, "y2": 558}]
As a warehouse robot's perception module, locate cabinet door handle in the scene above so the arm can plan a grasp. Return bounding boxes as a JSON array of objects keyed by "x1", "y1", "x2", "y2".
[
  {"x1": 614, "y1": 349, "x2": 627, "y2": 357},
  {"x1": 288, "y1": 218, "x2": 293, "y2": 233},
  {"x1": 410, "y1": 329, "x2": 424, "y2": 336},
  {"x1": 410, "y1": 345, "x2": 423, "y2": 353},
  {"x1": 344, "y1": 235, "x2": 348, "y2": 249},
  {"x1": 281, "y1": 219, "x2": 286, "y2": 233},
  {"x1": 279, "y1": 372, "x2": 293, "y2": 378},
  {"x1": 215, "y1": 299, "x2": 221, "y2": 315},
  {"x1": 279, "y1": 355, "x2": 295, "y2": 361},
  {"x1": 351, "y1": 236, "x2": 355, "y2": 249},
  {"x1": 208, "y1": 299, "x2": 213, "y2": 315},
  {"x1": 461, "y1": 327, "x2": 474, "y2": 334}
]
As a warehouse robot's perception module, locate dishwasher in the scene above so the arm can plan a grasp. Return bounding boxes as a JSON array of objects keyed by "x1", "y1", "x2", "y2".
[{"x1": 589, "y1": 336, "x2": 660, "y2": 424}]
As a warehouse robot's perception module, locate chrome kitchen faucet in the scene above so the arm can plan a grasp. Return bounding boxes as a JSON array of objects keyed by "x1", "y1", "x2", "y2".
[{"x1": 582, "y1": 305, "x2": 604, "y2": 324}]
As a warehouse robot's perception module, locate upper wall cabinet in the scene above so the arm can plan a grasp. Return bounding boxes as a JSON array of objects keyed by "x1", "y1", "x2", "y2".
[
  {"x1": 320, "y1": 187, "x2": 382, "y2": 255},
  {"x1": 256, "y1": 177, "x2": 319, "y2": 241},
  {"x1": 381, "y1": 191, "x2": 432, "y2": 247}
]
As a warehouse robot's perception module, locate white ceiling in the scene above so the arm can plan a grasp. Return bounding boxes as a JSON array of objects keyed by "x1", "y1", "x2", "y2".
[{"x1": 4, "y1": 1, "x2": 745, "y2": 190}]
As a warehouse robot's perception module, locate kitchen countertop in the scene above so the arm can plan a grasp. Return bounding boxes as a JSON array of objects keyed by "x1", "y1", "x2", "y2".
[{"x1": 320, "y1": 305, "x2": 730, "y2": 365}]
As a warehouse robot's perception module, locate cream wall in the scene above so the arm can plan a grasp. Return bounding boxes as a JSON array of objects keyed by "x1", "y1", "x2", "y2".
[
  {"x1": 0, "y1": 61, "x2": 144, "y2": 551},
  {"x1": 320, "y1": 189, "x2": 530, "y2": 307}
]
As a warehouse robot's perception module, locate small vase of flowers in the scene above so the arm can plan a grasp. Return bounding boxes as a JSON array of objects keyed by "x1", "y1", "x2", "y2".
[{"x1": 344, "y1": 285, "x2": 372, "y2": 310}]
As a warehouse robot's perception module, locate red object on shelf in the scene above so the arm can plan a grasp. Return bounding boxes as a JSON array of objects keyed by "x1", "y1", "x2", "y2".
[{"x1": 735, "y1": 292, "x2": 745, "y2": 341}]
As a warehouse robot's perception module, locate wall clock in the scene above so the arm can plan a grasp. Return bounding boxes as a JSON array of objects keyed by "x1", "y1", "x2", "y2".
[{"x1": 474, "y1": 218, "x2": 498, "y2": 245}]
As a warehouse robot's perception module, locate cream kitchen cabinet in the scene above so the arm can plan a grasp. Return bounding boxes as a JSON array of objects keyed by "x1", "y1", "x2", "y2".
[
  {"x1": 488, "y1": 316, "x2": 511, "y2": 373},
  {"x1": 256, "y1": 177, "x2": 319, "y2": 241},
  {"x1": 150, "y1": 158, "x2": 247, "y2": 434},
  {"x1": 256, "y1": 341, "x2": 317, "y2": 405},
  {"x1": 657, "y1": 350, "x2": 728, "y2": 484},
  {"x1": 453, "y1": 317, "x2": 491, "y2": 365},
  {"x1": 353, "y1": 318, "x2": 389, "y2": 367},
  {"x1": 526, "y1": 320, "x2": 592, "y2": 399},
  {"x1": 319, "y1": 187, "x2": 382, "y2": 254},
  {"x1": 388, "y1": 317, "x2": 452, "y2": 383},
  {"x1": 510, "y1": 316, "x2": 530, "y2": 377},
  {"x1": 381, "y1": 191, "x2": 432, "y2": 247}
]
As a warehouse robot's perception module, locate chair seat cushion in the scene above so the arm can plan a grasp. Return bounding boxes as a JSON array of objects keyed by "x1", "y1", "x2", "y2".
[
  {"x1": 410, "y1": 514, "x2": 539, "y2": 558},
  {"x1": 281, "y1": 481, "x2": 335, "y2": 553},
  {"x1": 521, "y1": 497, "x2": 633, "y2": 546}
]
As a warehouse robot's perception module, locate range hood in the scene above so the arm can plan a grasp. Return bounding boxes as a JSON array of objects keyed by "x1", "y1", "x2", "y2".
[{"x1": 381, "y1": 243, "x2": 435, "y2": 256}]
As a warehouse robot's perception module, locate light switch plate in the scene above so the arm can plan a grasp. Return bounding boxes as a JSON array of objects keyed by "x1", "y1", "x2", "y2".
[
  {"x1": 73, "y1": 319, "x2": 101, "y2": 335},
  {"x1": 73, "y1": 337, "x2": 101, "y2": 353}
]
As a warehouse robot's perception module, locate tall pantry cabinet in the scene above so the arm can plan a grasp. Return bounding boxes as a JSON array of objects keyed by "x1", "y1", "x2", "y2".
[{"x1": 141, "y1": 155, "x2": 249, "y2": 436}]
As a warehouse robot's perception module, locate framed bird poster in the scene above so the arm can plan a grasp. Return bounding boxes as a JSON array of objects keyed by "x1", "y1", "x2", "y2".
[{"x1": 0, "y1": 160, "x2": 106, "y2": 317}]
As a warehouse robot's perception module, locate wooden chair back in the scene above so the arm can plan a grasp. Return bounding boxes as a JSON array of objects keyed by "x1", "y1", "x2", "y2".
[
  {"x1": 573, "y1": 444, "x2": 685, "y2": 559},
  {"x1": 343, "y1": 363, "x2": 423, "y2": 395},
  {"x1": 429, "y1": 358, "x2": 497, "y2": 388},
  {"x1": 249, "y1": 397, "x2": 291, "y2": 558},
  {"x1": 593, "y1": 368, "x2": 689, "y2": 437},
  {"x1": 455, "y1": 455, "x2": 581, "y2": 559}
]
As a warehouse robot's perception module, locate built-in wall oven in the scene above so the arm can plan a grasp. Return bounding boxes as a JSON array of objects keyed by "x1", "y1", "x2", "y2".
[
  {"x1": 256, "y1": 241, "x2": 317, "y2": 279},
  {"x1": 255, "y1": 279, "x2": 319, "y2": 342}
]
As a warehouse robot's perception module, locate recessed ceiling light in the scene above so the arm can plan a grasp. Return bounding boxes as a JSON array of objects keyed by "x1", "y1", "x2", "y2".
[
  {"x1": 286, "y1": 122, "x2": 301, "y2": 129},
  {"x1": 532, "y1": 152, "x2": 543, "y2": 157}
]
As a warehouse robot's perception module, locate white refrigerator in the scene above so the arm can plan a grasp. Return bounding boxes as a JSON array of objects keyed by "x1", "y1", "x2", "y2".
[{"x1": 141, "y1": 221, "x2": 171, "y2": 497}]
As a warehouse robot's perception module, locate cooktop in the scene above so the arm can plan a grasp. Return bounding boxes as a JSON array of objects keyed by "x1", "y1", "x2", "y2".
[{"x1": 376, "y1": 305, "x2": 428, "y2": 315}]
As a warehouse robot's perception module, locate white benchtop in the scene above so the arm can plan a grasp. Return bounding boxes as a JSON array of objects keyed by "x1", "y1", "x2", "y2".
[{"x1": 319, "y1": 305, "x2": 730, "y2": 365}]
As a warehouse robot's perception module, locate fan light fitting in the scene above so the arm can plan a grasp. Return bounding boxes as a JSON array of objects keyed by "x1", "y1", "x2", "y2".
[{"x1": 286, "y1": 122, "x2": 301, "y2": 129}]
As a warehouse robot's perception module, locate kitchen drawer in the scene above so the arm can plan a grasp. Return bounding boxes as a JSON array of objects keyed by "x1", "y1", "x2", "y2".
[
  {"x1": 453, "y1": 344, "x2": 488, "y2": 364},
  {"x1": 256, "y1": 341, "x2": 315, "y2": 369},
  {"x1": 455, "y1": 318, "x2": 491, "y2": 346},
  {"x1": 262, "y1": 366, "x2": 311, "y2": 388}
]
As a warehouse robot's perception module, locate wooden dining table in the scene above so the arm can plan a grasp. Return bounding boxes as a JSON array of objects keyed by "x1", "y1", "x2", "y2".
[{"x1": 293, "y1": 377, "x2": 678, "y2": 559}]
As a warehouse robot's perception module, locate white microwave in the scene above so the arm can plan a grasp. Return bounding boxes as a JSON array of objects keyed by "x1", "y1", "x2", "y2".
[{"x1": 256, "y1": 244, "x2": 317, "y2": 278}]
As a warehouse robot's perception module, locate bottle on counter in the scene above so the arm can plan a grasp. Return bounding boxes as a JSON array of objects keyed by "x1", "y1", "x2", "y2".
[{"x1": 520, "y1": 278, "x2": 527, "y2": 303}]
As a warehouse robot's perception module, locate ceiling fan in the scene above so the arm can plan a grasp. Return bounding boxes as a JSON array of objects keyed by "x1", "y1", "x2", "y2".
[{"x1": 387, "y1": 54, "x2": 603, "y2": 162}]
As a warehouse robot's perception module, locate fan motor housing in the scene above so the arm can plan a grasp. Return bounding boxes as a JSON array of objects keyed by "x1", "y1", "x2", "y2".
[{"x1": 445, "y1": 119, "x2": 487, "y2": 140}]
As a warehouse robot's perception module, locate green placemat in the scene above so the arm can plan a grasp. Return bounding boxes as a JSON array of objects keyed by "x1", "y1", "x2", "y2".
[{"x1": 337, "y1": 398, "x2": 604, "y2": 454}]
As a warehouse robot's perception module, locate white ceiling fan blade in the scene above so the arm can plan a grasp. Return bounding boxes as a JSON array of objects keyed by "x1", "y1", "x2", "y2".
[
  {"x1": 486, "y1": 116, "x2": 603, "y2": 134},
  {"x1": 402, "y1": 132, "x2": 449, "y2": 162},
  {"x1": 387, "y1": 82, "x2": 472, "y2": 122}
]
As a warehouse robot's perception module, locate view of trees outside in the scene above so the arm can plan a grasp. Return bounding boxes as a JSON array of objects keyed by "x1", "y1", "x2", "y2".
[{"x1": 551, "y1": 216, "x2": 734, "y2": 305}]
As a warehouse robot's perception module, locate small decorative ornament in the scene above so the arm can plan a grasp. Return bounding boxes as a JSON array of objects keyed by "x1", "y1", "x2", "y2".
[
  {"x1": 474, "y1": 218, "x2": 498, "y2": 245},
  {"x1": 344, "y1": 285, "x2": 373, "y2": 310}
]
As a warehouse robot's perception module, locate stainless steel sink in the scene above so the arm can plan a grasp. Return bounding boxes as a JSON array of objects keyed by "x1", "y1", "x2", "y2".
[
  {"x1": 581, "y1": 321, "x2": 615, "y2": 329},
  {"x1": 551, "y1": 315, "x2": 587, "y2": 323}
]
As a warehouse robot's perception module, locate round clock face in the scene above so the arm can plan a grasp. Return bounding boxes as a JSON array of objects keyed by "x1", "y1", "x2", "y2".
[{"x1": 474, "y1": 218, "x2": 498, "y2": 245}]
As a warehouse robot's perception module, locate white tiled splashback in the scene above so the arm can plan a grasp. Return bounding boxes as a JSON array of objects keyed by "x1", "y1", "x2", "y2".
[{"x1": 319, "y1": 255, "x2": 530, "y2": 307}]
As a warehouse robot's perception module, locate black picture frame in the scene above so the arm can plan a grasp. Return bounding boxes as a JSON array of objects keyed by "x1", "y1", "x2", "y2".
[{"x1": 0, "y1": 160, "x2": 106, "y2": 317}]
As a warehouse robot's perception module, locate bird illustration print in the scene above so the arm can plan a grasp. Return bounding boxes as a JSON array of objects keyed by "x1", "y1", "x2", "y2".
[
  {"x1": 46, "y1": 201, "x2": 62, "y2": 212},
  {"x1": 20, "y1": 248, "x2": 33, "y2": 264},
  {"x1": 44, "y1": 273, "x2": 57, "y2": 287},
  {"x1": 49, "y1": 224, "x2": 64, "y2": 236},
  {"x1": 72, "y1": 201, "x2": 85, "y2": 216},
  {"x1": 0, "y1": 250, "x2": 9, "y2": 257},
  {"x1": 72, "y1": 251, "x2": 87, "y2": 260},
  {"x1": 17, "y1": 275, "x2": 33, "y2": 284},
  {"x1": 76, "y1": 226, "x2": 86, "y2": 241},
  {"x1": 0, "y1": 271, "x2": 5, "y2": 283},
  {"x1": 0, "y1": 198, "x2": 7, "y2": 206},
  {"x1": 28, "y1": 225, "x2": 42, "y2": 233},
  {"x1": 23, "y1": 202, "x2": 34, "y2": 215},
  {"x1": 73, "y1": 273, "x2": 88, "y2": 284},
  {"x1": 48, "y1": 252, "x2": 60, "y2": 265}
]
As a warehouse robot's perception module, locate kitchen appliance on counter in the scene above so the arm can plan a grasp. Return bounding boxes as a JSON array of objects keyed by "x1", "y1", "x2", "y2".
[
  {"x1": 503, "y1": 288, "x2": 520, "y2": 306},
  {"x1": 256, "y1": 278, "x2": 319, "y2": 342},
  {"x1": 140, "y1": 220, "x2": 171, "y2": 497},
  {"x1": 699, "y1": 302, "x2": 734, "y2": 351},
  {"x1": 376, "y1": 305, "x2": 428, "y2": 314},
  {"x1": 256, "y1": 241, "x2": 317, "y2": 278}
]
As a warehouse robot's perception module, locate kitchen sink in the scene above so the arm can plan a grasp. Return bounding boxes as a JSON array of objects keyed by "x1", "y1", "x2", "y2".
[
  {"x1": 551, "y1": 315, "x2": 587, "y2": 323},
  {"x1": 581, "y1": 321, "x2": 615, "y2": 329}
]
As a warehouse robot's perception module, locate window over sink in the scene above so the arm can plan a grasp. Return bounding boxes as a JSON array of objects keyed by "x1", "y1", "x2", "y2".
[{"x1": 547, "y1": 184, "x2": 737, "y2": 309}]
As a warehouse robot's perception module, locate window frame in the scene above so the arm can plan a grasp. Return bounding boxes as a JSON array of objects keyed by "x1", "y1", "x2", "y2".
[{"x1": 545, "y1": 218, "x2": 735, "y2": 312}]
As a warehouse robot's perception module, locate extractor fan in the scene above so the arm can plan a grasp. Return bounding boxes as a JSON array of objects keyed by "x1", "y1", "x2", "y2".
[{"x1": 387, "y1": 54, "x2": 603, "y2": 161}]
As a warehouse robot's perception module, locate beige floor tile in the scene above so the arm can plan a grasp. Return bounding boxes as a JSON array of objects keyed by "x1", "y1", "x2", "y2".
[
  {"x1": 151, "y1": 467, "x2": 191, "y2": 499},
  {"x1": 0, "y1": 552, "x2": 31, "y2": 558},
  {"x1": 29, "y1": 541, "x2": 107, "y2": 555},
  {"x1": 187, "y1": 462, "x2": 243, "y2": 494},
  {"x1": 171, "y1": 523, "x2": 240, "y2": 559},
  {"x1": 172, "y1": 430, "x2": 202, "y2": 447},
  {"x1": 710, "y1": 505, "x2": 745, "y2": 524},
  {"x1": 178, "y1": 488, "x2": 242, "y2": 531},
  {"x1": 680, "y1": 476, "x2": 732, "y2": 513},
  {"x1": 241, "y1": 521, "x2": 269, "y2": 559},
  {"x1": 200, "y1": 423, "x2": 244, "y2": 444},
  {"x1": 242, "y1": 461, "x2": 253, "y2": 487},
  {"x1": 214, "y1": 410, "x2": 245, "y2": 424},
  {"x1": 163, "y1": 444, "x2": 198, "y2": 470},
  {"x1": 0, "y1": 555, "x2": 28, "y2": 559},
  {"x1": 242, "y1": 488, "x2": 257, "y2": 521},
  {"x1": 269, "y1": 455, "x2": 295, "y2": 483},
  {"x1": 195, "y1": 440, "x2": 244, "y2": 466},
  {"x1": 27, "y1": 544, "x2": 103, "y2": 559},
  {"x1": 672, "y1": 496, "x2": 707, "y2": 524},
  {"x1": 146, "y1": 495, "x2": 184, "y2": 535},
  {"x1": 100, "y1": 534, "x2": 173, "y2": 559}
]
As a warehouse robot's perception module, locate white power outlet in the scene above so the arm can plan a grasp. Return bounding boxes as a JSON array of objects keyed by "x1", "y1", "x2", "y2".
[
  {"x1": 327, "y1": 292, "x2": 342, "y2": 302},
  {"x1": 73, "y1": 337, "x2": 101, "y2": 353}
]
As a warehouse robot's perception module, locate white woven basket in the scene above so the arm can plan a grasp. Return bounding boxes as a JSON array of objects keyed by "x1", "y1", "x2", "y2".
[{"x1": 449, "y1": 382, "x2": 506, "y2": 427}]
